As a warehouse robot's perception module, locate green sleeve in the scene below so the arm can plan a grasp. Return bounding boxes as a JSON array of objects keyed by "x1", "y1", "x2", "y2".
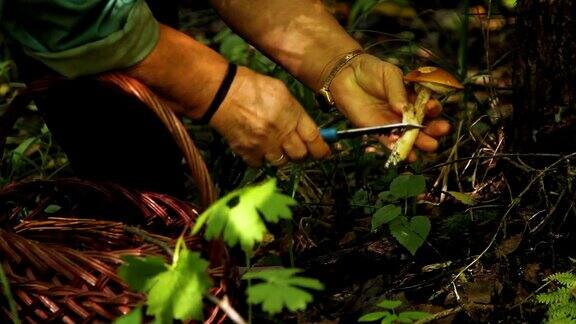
[{"x1": 0, "y1": 0, "x2": 159, "y2": 78}]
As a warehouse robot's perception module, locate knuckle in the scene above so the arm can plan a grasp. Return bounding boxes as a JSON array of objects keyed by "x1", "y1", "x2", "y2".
[
  {"x1": 300, "y1": 127, "x2": 321, "y2": 143},
  {"x1": 269, "y1": 78, "x2": 288, "y2": 92},
  {"x1": 252, "y1": 123, "x2": 268, "y2": 138},
  {"x1": 242, "y1": 138, "x2": 261, "y2": 150},
  {"x1": 388, "y1": 64, "x2": 403, "y2": 77},
  {"x1": 291, "y1": 150, "x2": 307, "y2": 161}
]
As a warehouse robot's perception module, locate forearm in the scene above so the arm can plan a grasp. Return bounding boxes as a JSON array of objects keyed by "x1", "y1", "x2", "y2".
[
  {"x1": 125, "y1": 24, "x2": 228, "y2": 119},
  {"x1": 210, "y1": 0, "x2": 361, "y2": 90}
]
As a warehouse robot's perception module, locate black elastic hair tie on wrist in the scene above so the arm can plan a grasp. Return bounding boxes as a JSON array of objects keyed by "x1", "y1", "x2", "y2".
[{"x1": 199, "y1": 63, "x2": 237, "y2": 124}]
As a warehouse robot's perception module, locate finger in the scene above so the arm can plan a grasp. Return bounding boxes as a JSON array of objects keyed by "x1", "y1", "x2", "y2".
[
  {"x1": 414, "y1": 132, "x2": 439, "y2": 152},
  {"x1": 423, "y1": 119, "x2": 451, "y2": 137},
  {"x1": 296, "y1": 113, "x2": 331, "y2": 159},
  {"x1": 407, "y1": 150, "x2": 418, "y2": 163},
  {"x1": 241, "y1": 151, "x2": 264, "y2": 168},
  {"x1": 425, "y1": 99, "x2": 443, "y2": 117},
  {"x1": 383, "y1": 65, "x2": 408, "y2": 115},
  {"x1": 264, "y1": 149, "x2": 288, "y2": 167},
  {"x1": 282, "y1": 132, "x2": 308, "y2": 161}
]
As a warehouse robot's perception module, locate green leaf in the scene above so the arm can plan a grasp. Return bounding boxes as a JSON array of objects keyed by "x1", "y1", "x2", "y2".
[
  {"x1": 146, "y1": 242, "x2": 212, "y2": 323},
  {"x1": 398, "y1": 311, "x2": 431, "y2": 321},
  {"x1": 389, "y1": 216, "x2": 431, "y2": 255},
  {"x1": 376, "y1": 299, "x2": 402, "y2": 310},
  {"x1": 113, "y1": 308, "x2": 142, "y2": 324},
  {"x1": 351, "y1": 189, "x2": 369, "y2": 206},
  {"x1": 192, "y1": 179, "x2": 296, "y2": 253},
  {"x1": 44, "y1": 204, "x2": 62, "y2": 214},
  {"x1": 447, "y1": 191, "x2": 475, "y2": 206},
  {"x1": 243, "y1": 268, "x2": 323, "y2": 315},
  {"x1": 372, "y1": 205, "x2": 402, "y2": 231},
  {"x1": 10, "y1": 137, "x2": 37, "y2": 171},
  {"x1": 389, "y1": 175, "x2": 426, "y2": 199},
  {"x1": 381, "y1": 313, "x2": 398, "y2": 324},
  {"x1": 503, "y1": 0, "x2": 516, "y2": 9},
  {"x1": 117, "y1": 255, "x2": 168, "y2": 292},
  {"x1": 348, "y1": 0, "x2": 379, "y2": 25},
  {"x1": 358, "y1": 311, "x2": 390, "y2": 322},
  {"x1": 396, "y1": 317, "x2": 412, "y2": 323},
  {"x1": 377, "y1": 191, "x2": 398, "y2": 203}
]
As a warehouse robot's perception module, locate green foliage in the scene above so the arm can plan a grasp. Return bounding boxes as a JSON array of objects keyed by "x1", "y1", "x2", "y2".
[
  {"x1": 0, "y1": 262, "x2": 20, "y2": 324},
  {"x1": 116, "y1": 179, "x2": 316, "y2": 322},
  {"x1": 446, "y1": 191, "x2": 475, "y2": 206},
  {"x1": 192, "y1": 179, "x2": 296, "y2": 253},
  {"x1": 1, "y1": 120, "x2": 68, "y2": 185},
  {"x1": 214, "y1": 28, "x2": 275, "y2": 74},
  {"x1": 372, "y1": 204, "x2": 401, "y2": 231},
  {"x1": 113, "y1": 308, "x2": 142, "y2": 324},
  {"x1": 440, "y1": 212, "x2": 472, "y2": 236},
  {"x1": 349, "y1": 0, "x2": 381, "y2": 27},
  {"x1": 118, "y1": 255, "x2": 168, "y2": 292},
  {"x1": 117, "y1": 238, "x2": 212, "y2": 323},
  {"x1": 352, "y1": 188, "x2": 370, "y2": 206},
  {"x1": 389, "y1": 216, "x2": 431, "y2": 256},
  {"x1": 242, "y1": 268, "x2": 324, "y2": 315},
  {"x1": 359, "y1": 299, "x2": 430, "y2": 323},
  {"x1": 371, "y1": 174, "x2": 430, "y2": 255},
  {"x1": 389, "y1": 174, "x2": 425, "y2": 199},
  {"x1": 536, "y1": 271, "x2": 576, "y2": 323}
]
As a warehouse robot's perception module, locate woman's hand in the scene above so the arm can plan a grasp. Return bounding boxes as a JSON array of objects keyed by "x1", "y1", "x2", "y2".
[
  {"x1": 330, "y1": 54, "x2": 451, "y2": 161},
  {"x1": 209, "y1": 67, "x2": 330, "y2": 167}
]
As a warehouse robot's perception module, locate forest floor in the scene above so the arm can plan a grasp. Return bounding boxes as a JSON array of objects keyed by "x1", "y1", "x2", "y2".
[{"x1": 2, "y1": 1, "x2": 575, "y2": 323}]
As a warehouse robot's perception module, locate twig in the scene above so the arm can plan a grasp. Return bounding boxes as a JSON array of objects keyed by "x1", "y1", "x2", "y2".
[
  {"x1": 206, "y1": 294, "x2": 246, "y2": 324},
  {"x1": 422, "y1": 153, "x2": 563, "y2": 172},
  {"x1": 124, "y1": 225, "x2": 174, "y2": 256},
  {"x1": 450, "y1": 152, "x2": 576, "y2": 285},
  {"x1": 415, "y1": 303, "x2": 495, "y2": 324},
  {"x1": 510, "y1": 266, "x2": 576, "y2": 310},
  {"x1": 415, "y1": 306, "x2": 462, "y2": 324},
  {"x1": 530, "y1": 188, "x2": 566, "y2": 234}
]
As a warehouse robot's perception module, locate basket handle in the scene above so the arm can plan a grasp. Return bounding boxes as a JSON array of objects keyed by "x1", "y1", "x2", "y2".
[{"x1": 96, "y1": 73, "x2": 217, "y2": 208}]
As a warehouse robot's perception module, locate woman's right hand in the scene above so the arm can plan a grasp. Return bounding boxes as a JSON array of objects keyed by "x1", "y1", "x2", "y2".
[{"x1": 209, "y1": 67, "x2": 330, "y2": 167}]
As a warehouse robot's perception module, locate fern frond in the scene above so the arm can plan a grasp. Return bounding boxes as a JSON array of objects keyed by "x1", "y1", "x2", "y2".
[
  {"x1": 547, "y1": 272, "x2": 576, "y2": 288},
  {"x1": 550, "y1": 302, "x2": 576, "y2": 320},
  {"x1": 537, "y1": 288, "x2": 572, "y2": 305}
]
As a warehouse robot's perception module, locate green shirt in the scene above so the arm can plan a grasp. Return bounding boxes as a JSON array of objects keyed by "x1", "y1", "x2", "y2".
[{"x1": 0, "y1": 0, "x2": 159, "y2": 78}]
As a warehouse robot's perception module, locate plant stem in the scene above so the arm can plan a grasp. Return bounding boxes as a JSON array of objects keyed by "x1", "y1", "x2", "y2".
[
  {"x1": 124, "y1": 225, "x2": 174, "y2": 256},
  {"x1": 0, "y1": 264, "x2": 21, "y2": 324},
  {"x1": 386, "y1": 86, "x2": 431, "y2": 167},
  {"x1": 206, "y1": 294, "x2": 247, "y2": 324},
  {"x1": 245, "y1": 254, "x2": 253, "y2": 324}
]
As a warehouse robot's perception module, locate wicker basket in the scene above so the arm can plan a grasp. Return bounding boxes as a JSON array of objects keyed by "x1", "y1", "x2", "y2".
[{"x1": 0, "y1": 74, "x2": 228, "y2": 323}]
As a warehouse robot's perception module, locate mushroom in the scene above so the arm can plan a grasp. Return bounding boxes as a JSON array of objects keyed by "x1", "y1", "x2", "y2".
[{"x1": 385, "y1": 66, "x2": 464, "y2": 167}]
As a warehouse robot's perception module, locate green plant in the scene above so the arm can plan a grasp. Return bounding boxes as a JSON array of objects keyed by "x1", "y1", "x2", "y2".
[
  {"x1": 0, "y1": 262, "x2": 20, "y2": 324},
  {"x1": 358, "y1": 299, "x2": 430, "y2": 323},
  {"x1": 242, "y1": 268, "x2": 323, "y2": 315},
  {"x1": 117, "y1": 179, "x2": 324, "y2": 323},
  {"x1": 536, "y1": 271, "x2": 576, "y2": 323},
  {"x1": 192, "y1": 178, "x2": 297, "y2": 254},
  {"x1": 371, "y1": 174, "x2": 430, "y2": 255},
  {"x1": 117, "y1": 237, "x2": 212, "y2": 324}
]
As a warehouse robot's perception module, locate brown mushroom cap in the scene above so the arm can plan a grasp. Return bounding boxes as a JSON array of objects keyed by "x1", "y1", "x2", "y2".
[{"x1": 405, "y1": 66, "x2": 464, "y2": 93}]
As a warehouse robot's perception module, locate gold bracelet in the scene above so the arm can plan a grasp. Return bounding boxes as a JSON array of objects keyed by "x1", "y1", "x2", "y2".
[{"x1": 315, "y1": 49, "x2": 364, "y2": 111}]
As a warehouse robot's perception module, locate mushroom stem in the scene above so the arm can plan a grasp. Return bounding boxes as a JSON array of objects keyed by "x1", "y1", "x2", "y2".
[{"x1": 385, "y1": 85, "x2": 431, "y2": 167}]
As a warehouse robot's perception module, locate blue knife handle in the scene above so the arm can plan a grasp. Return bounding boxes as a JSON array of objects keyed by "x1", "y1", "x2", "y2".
[{"x1": 320, "y1": 128, "x2": 339, "y2": 143}]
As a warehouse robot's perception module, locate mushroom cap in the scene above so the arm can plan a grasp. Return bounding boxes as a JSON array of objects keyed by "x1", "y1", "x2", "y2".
[{"x1": 405, "y1": 66, "x2": 464, "y2": 91}]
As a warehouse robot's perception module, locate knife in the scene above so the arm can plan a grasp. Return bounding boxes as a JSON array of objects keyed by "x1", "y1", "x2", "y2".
[{"x1": 320, "y1": 123, "x2": 424, "y2": 143}]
